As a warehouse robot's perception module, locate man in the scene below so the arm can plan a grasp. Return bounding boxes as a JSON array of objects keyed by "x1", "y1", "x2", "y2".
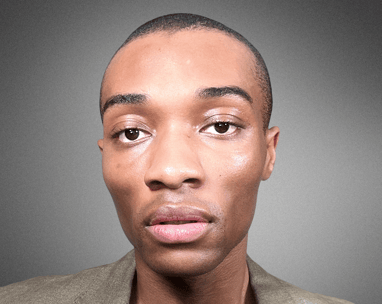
[{"x1": 0, "y1": 14, "x2": 352, "y2": 304}]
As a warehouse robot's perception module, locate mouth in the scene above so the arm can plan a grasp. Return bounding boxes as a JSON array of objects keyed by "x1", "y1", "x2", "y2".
[
  {"x1": 146, "y1": 206, "x2": 212, "y2": 244},
  {"x1": 151, "y1": 217, "x2": 208, "y2": 226},
  {"x1": 158, "y1": 221, "x2": 199, "y2": 224}
]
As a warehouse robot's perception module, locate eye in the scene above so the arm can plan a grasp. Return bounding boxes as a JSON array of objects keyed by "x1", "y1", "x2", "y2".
[
  {"x1": 118, "y1": 128, "x2": 150, "y2": 143},
  {"x1": 202, "y1": 122, "x2": 239, "y2": 135}
]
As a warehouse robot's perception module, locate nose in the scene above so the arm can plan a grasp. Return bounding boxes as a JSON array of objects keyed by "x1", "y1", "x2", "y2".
[{"x1": 144, "y1": 131, "x2": 205, "y2": 190}]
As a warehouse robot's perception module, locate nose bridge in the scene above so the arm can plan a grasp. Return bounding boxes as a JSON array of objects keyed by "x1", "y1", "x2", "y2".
[{"x1": 144, "y1": 124, "x2": 204, "y2": 189}]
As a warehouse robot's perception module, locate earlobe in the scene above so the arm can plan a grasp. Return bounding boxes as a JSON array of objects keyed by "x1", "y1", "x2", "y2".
[
  {"x1": 97, "y1": 139, "x2": 104, "y2": 153},
  {"x1": 261, "y1": 126, "x2": 280, "y2": 181}
]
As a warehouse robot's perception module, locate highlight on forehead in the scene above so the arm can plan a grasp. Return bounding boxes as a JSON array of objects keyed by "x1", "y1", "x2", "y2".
[{"x1": 100, "y1": 13, "x2": 273, "y2": 130}]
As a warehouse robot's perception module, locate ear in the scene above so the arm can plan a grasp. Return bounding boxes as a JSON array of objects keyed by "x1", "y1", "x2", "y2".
[
  {"x1": 261, "y1": 126, "x2": 280, "y2": 181},
  {"x1": 97, "y1": 139, "x2": 104, "y2": 154}
]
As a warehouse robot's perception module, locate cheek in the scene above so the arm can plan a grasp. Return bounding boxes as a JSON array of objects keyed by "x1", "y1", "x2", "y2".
[
  {"x1": 102, "y1": 155, "x2": 133, "y2": 204},
  {"x1": 102, "y1": 147, "x2": 146, "y2": 199},
  {"x1": 101, "y1": 149, "x2": 147, "y2": 241},
  {"x1": 228, "y1": 153, "x2": 262, "y2": 211},
  {"x1": 219, "y1": 142, "x2": 264, "y2": 189},
  {"x1": 215, "y1": 147, "x2": 265, "y2": 237}
]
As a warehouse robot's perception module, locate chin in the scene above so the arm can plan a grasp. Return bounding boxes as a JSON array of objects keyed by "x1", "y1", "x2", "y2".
[{"x1": 137, "y1": 246, "x2": 226, "y2": 277}]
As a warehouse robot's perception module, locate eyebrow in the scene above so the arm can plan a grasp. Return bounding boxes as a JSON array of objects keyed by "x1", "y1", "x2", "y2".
[
  {"x1": 100, "y1": 86, "x2": 252, "y2": 121},
  {"x1": 197, "y1": 86, "x2": 253, "y2": 104},
  {"x1": 101, "y1": 93, "x2": 148, "y2": 120}
]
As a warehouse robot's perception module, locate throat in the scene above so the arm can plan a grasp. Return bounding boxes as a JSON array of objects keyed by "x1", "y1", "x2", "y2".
[{"x1": 134, "y1": 265, "x2": 252, "y2": 304}]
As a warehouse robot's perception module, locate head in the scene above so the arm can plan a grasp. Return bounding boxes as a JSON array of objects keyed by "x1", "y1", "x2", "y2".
[{"x1": 98, "y1": 14, "x2": 279, "y2": 277}]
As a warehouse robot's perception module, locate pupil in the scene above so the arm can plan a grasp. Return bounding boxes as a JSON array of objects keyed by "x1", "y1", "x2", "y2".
[
  {"x1": 214, "y1": 122, "x2": 229, "y2": 133},
  {"x1": 125, "y1": 129, "x2": 139, "y2": 140}
]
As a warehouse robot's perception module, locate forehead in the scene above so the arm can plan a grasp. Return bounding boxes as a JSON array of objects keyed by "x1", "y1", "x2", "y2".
[{"x1": 101, "y1": 29, "x2": 260, "y2": 108}]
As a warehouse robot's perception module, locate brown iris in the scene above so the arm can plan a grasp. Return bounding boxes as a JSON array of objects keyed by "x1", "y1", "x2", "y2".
[
  {"x1": 125, "y1": 129, "x2": 140, "y2": 140},
  {"x1": 214, "y1": 122, "x2": 230, "y2": 133}
]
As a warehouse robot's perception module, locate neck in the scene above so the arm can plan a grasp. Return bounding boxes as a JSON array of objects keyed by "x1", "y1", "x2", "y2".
[{"x1": 131, "y1": 236, "x2": 254, "y2": 304}]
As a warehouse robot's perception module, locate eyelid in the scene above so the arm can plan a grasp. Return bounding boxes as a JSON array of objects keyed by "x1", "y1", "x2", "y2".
[
  {"x1": 200, "y1": 114, "x2": 245, "y2": 137},
  {"x1": 109, "y1": 119, "x2": 150, "y2": 137},
  {"x1": 111, "y1": 126, "x2": 149, "y2": 137},
  {"x1": 109, "y1": 119, "x2": 153, "y2": 146},
  {"x1": 118, "y1": 128, "x2": 151, "y2": 143},
  {"x1": 110, "y1": 127, "x2": 152, "y2": 147},
  {"x1": 201, "y1": 114, "x2": 245, "y2": 129}
]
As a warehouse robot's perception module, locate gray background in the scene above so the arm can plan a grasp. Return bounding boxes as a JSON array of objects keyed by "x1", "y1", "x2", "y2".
[{"x1": 1, "y1": 1, "x2": 381, "y2": 303}]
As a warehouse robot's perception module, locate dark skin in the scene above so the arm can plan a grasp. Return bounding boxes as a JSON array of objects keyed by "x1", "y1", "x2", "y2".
[{"x1": 98, "y1": 30, "x2": 279, "y2": 304}]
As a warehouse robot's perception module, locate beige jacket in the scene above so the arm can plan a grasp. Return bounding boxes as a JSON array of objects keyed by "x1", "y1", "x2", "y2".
[{"x1": 0, "y1": 250, "x2": 353, "y2": 303}]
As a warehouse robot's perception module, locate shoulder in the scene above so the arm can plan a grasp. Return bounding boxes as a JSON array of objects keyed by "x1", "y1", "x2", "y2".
[
  {"x1": 246, "y1": 256, "x2": 354, "y2": 304},
  {"x1": 0, "y1": 251, "x2": 136, "y2": 304}
]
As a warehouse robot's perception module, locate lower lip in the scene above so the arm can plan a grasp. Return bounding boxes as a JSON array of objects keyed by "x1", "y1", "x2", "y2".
[{"x1": 147, "y1": 223, "x2": 209, "y2": 244}]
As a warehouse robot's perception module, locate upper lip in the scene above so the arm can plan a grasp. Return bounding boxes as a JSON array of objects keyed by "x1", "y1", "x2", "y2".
[{"x1": 147, "y1": 205, "x2": 212, "y2": 226}]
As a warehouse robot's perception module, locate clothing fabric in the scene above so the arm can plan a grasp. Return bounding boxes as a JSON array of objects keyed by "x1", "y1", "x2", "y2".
[{"x1": 0, "y1": 250, "x2": 353, "y2": 304}]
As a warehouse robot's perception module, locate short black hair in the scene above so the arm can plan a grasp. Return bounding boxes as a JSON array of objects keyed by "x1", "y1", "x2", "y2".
[{"x1": 101, "y1": 13, "x2": 272, "y2": 130}]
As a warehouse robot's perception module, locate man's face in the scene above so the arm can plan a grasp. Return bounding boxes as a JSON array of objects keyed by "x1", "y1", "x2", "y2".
[{"x1": 98, "y1": 30, "x2": 278, "y2": 276}]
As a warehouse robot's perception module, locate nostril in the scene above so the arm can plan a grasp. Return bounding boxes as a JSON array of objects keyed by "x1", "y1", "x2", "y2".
[
  {"x1": 184, "y1": 178, "x2": 199, "y2": 184},
  {"x1": 184, "y1": 178, "x2": 202, "y2": 188},
  {"x1": 147, "y1": 178, "x2": 201, "y2": 191},
  {"x1": 148, "y1": 180, "x2": 166, "y2": 191}
]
